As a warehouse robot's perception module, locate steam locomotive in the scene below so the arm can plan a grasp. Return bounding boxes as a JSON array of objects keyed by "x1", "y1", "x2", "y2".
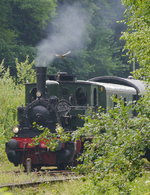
[{"x1": 5, "y1": 67, "x2": 145, "y2": 171}]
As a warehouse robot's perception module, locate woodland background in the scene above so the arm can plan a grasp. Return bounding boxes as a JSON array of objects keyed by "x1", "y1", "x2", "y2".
[
  {"x1": 0, "y1": 0, "x2": 150, "y2": 194},
  {"x1": 0, "y1": 0, "x2": 132, "y2": 79}
]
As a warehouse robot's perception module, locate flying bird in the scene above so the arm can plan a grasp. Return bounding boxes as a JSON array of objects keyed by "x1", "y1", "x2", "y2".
[{"x1": 55, "y1": 51, "x2": 71, "y2": 58}]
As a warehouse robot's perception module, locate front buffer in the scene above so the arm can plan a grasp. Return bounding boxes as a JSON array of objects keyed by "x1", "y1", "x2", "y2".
[{"x1": 5, "y1": 137, "x2": 82, "y2": 171}]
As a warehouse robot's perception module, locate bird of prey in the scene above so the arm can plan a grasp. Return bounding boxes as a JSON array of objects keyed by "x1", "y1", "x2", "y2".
[{"x1": 55, "y1": 51, "x2": 71, "y2": 58}]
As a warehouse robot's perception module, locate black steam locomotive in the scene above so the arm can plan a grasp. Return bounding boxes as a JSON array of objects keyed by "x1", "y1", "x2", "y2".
[{"x1": 5, "y1": 67, "x2": 146, "y2": 171}]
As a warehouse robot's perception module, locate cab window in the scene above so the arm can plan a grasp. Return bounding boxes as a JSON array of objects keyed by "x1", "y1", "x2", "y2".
[{"x1": 76, "y1": 87, "x2": 87, "y2": 106}]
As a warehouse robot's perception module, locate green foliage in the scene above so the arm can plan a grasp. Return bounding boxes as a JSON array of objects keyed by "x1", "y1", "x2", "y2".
[
  {"x1": 75, "y1": 173, "x2": 150, "y2": 195},
  {"x1": 10, "y1": 0, "x2": 57, "y2": 45},
  {"x1": 5, "y1": 173, "x2": 150, "y2": 194},
  {"x1": 32, "y1": 124, "x2": 71, "y2": 151},
  {"x1": 0, "y1": 62, "x2": 23, "y2": 137},
  {"x1": 0, "y1": 0, "x2": 129, "y2": 78},
  {"x1": 121, "y1": 0, "x2": 150, "y2": 72},
  {"x1": 73, "y1": 97, "x2": 150, "y2": 193},
  {"x1": 0, "y1": 57, "x2": 36, "y2": 161},
  {"x1": 55, "y1": 0, "x2": 129, "y2": 78},
  {"x1": 0, "y1": 0, "x2": 57, "y2": 72},
  {"x1": 16, "y1": 56, "x2": 36, "y2": 84},
  {"x1": 0, "y1": 60, "x2": 24, "y2": 161},
  {"x1": 0, "y1": 188, "x2": 12, "y2": 195}
]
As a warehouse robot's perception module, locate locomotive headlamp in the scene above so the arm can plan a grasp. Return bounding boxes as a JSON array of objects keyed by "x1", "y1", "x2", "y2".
[
  {"x1": 13, "y1": 126, "x2": 19, "y2": 134},
  {"x1": 36, "y1": 91, "x2": 42, "y2": 98}
]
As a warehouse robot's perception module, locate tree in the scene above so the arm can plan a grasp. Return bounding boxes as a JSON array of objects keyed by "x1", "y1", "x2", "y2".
[
  {"x1": 72, "y1": 1, "x2": 150, "y2": 193},
  {"x1": 9, "y1": 0, "x2": 57, "y2": 45},
  {"x1": 0, "y1": 0, "x2": 57, "y2": 75},
  {"x1": 0, "y1": 0, "x2": 18, "y2": 72},
  {"x1": 0, "y1": 0, "x2": 130, "y2": 78},
  {"x1": 53, "y1": 0, "x2": 130, "y2": 78},
  {"x1": 73, "y1": 98, "x2": 150, "y2": 193},
  {"x1": 121, "y1": 0, "x2": 150, "y2": 80}
]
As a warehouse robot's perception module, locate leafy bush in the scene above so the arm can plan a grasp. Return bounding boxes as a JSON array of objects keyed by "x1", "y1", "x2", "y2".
[
  {"x1": 0, "y1": 58, "x2": 35, "y2": 161},
  {"x1": 31, "y1": 124, "x2": 71, "y2": 151},
  {"x1": 0, "y1": 62, "x2": 23, "y2": 137},
  {"x1": 16, "y1": 56, "x2": 36, "y2": 84},
  {"x1": 73, "y1": 97, "x2": 150, "y2": 193}
]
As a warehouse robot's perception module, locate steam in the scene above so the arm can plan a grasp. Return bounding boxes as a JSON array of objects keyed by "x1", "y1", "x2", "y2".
[{"x1": 35, "y1": 3, "x2": 89, "y2": 67}]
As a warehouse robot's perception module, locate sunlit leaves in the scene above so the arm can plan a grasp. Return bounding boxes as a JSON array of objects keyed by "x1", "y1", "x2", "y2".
[
  {"x1": 121, "y1": 0, "x2": 150, "y2": 73},
  {"x1": 16, "y1": 56, "x2": 36, "y2": 84},
  {"x1": 74, "y1": 97, "x2": 150, "y2": 192},
  {"x1": 32, "y1": 124, "x2": 71, "y2": 152},
  {"x1": 0, "y1": 61, "x2": 24, "y2": 161}
]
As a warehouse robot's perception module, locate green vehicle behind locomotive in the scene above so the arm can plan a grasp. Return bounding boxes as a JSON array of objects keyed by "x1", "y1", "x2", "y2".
[{"x1": 5, "y1": 67, "x2": 148, "y2": 170}]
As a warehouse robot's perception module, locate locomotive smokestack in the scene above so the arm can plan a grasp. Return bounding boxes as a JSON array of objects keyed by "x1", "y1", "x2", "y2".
[{"x1": 36, "y1": 67, "x2": 47, "y2": 98}]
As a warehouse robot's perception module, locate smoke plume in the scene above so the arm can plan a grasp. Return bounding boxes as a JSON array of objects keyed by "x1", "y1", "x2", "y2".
[{"x1": 35, "y1": 3, "x2": 89, "y2": 67}]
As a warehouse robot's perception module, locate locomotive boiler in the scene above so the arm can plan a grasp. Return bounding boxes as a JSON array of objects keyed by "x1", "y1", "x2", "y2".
[{"x1": 5, "y1": 67, "x2": 146, "y2": 171}]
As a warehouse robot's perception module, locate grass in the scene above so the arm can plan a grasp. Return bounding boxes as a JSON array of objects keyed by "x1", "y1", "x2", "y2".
[
  {"x1": 0, "y1": 160, "x2": 149, "y2": 195},
  {"x1": 4, "y1": 173, "x2": 149, "y2": 195},
  {"x1": 0, "y1": 161, "x2": 67, "y2": 185},
  {"x1": 0, "y1": 159, "x2": 150, "y2": 195},
  {"x1": 129, "y1": 173, "x2": 150, "y2": 195}
]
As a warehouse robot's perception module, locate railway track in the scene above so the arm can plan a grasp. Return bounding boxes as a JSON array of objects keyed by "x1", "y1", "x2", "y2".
[
  {"x1": 0, "y1": 176, "x2": 81, "y2": 189},
  {"x1": 0, "y1": 170, "x2": 82, "y2": 189},
  {"x1": 1, "y1": 169, "x2": 76, "y2": 176}
]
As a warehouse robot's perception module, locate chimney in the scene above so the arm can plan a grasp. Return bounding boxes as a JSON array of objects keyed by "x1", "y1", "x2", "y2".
[{"x1": 36, "y1": 67, "x2": 47, "y2": 98}]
